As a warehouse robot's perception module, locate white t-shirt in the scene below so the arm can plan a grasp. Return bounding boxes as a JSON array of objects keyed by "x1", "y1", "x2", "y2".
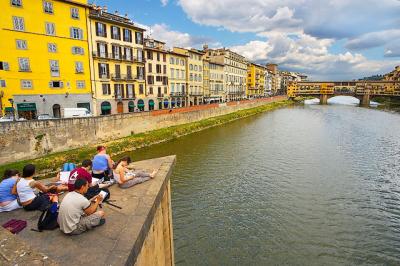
[{"x1": 58, "y1": 191, "x2": 90, "y2": 234}]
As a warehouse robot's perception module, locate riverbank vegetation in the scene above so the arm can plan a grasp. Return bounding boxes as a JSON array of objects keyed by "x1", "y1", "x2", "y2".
[{"x1": 0, "y1": 100, "x2": 292, "y2": 178}]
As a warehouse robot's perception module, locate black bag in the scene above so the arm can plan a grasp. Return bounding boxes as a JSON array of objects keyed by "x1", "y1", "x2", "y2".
[
  {"x1": 36, "y1": 202, "x2": 59, "y2": 232},
  {"x1": 84, "y1": 185, "x2": 110, "y2": 202}
]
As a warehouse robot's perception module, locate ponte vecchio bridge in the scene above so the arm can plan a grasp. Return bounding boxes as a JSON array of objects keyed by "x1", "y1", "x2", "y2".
[{"x1": 287, "y1": 81, "x2": 400, "y2": 106}]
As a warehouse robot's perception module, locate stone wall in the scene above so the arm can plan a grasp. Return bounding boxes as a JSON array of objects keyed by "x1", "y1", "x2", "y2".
[{"x1": 0, "y1": 96, "x2": 286, "y2": 164}]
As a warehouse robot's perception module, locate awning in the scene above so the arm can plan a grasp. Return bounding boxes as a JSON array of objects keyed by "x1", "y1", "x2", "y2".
[
  {"x1": 149, "y1": 101, "x2": 154, "y2": 106},
  {"x1": 4, "y1": 107, "x2": 14, "y2": 112},
  {"x1": 128, "y1": 102, "x2": 135, "y2": 108},
  {"x1": 17, "y1": 103, "x2": 36, "y2": 111},
  {"x1": 101, "y1": 105, "x2": 111, "y2": 110},
  {"x1": 138, "y1": 103, "x2": 145, "y2": 107}
]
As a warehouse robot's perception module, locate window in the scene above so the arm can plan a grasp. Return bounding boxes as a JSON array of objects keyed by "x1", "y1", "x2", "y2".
[
  {"x1": 126, "y1": 84, "x2": 134, "y2": 98},
  {"x1": 112, "y1": 45, "x2": 121, "y2": 59},
  {"x1": 96, "y1": 22, "x2": 107, "y2": 37},
  {"x1": 45, "y1": 22, "x2": 55, "y2": 35},
  {"x1": 21, "y1": 79, "x2": 32, "y2": 89},
  {"x1": 70, "y1": 7, "x2": 79, "y2": 19},
  {"x1": 125, "y1": 47, "x2": 132, "y2": 61},
  {"x1": 147, "y1": 76, "x2": 154, "y2": 85},
  {"x1": 163, "y1": 54, "x2": 166, "y2": 62},
  {"x1": 135, "y1": 32, "x2": 143, "y2": 44},
  {"x1": 49, "y1": 81, "x2": 63, "y2": 88},
  {"x1": 148, "y1": 63, "x2": 152, "y2": 73},
  {"x1": 48, "y1": 43, "x2": 57, "y2": 53},
  {"x1": 76, "y1": 80, "x2": 85, "y2": 89},
  {"x1": 16, "y1": 39, "x2": 27, "y2": 50},
  {"x1": 171, "y1": 69, "x2": 174, "y2": 78},
  {"x1": 123, "y1": 29, "x2": 132, "y2": 42},
  {"x1": 139, "y1": 84, "x2": 144, "y2": 94},
  {"x1": 0, "y1": 80, "x2": 6, "y2": 87},
  {"x1": 190, "y1": 64, "x2": 193, "y2": 70},
  {"x1": 0, "y1": 62, "x2": 10, "y2": 71},
  {"x1": 49, "y1": 60, "x2": 59, "y2": 76},
  {"x1": 181, "y1": 59, "x2": 185, "y2": 66},
  {"x1": 43, "y1": 1, "x2": 53, "y2": 14},
  {"x1": 111, "y1": 26, "x2": 121, "y2": 40},
  {"x1": 137, "y1": 49, "x2": 143, "y2": 62},
  {"x1": 170, "y1": 57, "x2": 174, "y2": 64},
  {"x1": 99, "y1": 63, "x2": 109, "y2": 79},
  {"x1": 70, "y1": 27, "x2": 83, "y2": 40},
  {"x1": 18, "y1": 58, "x2": 30, "y2": 71},
  {"x1": 156, "y1": 64, "x2": 161, "y2": 74},
  {"x1": 13, "y1": 16, "x2": 24, "y2": 31},
  {"x1": 72, "y1": 46, "x2": 84, "y2": 55},
  {"x1": 11, "y1": 0, "x2": 22, "y2": 7},
  {"x1": 147, "y1": 51, "x2": 153, "y2": 60},
  {"x1": 157, "y1": 53, "x2": 160, "y2": 61},
  {"x1": 75, "y1": 61, "x2": 83, "y2": 73},
  {"x1": 163, "y1": 65, "x2": 167, "y2": 74},
  {"x1": 137, "y1": 66, "x2": 144, "y2": 80},
  {"x1": 102, "y1": 84, "x2": 111, "y2": 95},
  {"x1": 97, "y1": 43, "x2": 107, "y2": 57}
]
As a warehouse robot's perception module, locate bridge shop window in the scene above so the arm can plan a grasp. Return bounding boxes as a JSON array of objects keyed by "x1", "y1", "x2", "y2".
[{"x1": 11, "y1": 0, "x2": 22, "y2": 7}]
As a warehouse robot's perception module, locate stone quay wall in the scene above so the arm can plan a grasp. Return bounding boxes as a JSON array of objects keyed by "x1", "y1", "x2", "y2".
[{"x1": 0, "y1": 96, "x2": 286, "y2": 164}]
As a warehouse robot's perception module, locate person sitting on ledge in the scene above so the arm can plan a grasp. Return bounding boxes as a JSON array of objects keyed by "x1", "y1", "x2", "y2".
[
  {"x1": 0, "y1": 169, "x2": 22, "y2": 212},
  {"x1": 13, "y1": 164, "x2": 59, "y2": 211},
  {"x1": 113, "y1": 157, "x2": 157, "y2": 189},
  {"x1": 58, "y1": 179, "x2": 105, "y2": 235},
  {"x1": 92, "y1": 146, "x2": 114, "y2": 182}
]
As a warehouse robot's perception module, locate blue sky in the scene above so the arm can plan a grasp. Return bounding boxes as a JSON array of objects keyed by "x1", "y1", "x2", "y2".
[{"x1": 92, "y1": 0, "x2": 400, "y2": 80}]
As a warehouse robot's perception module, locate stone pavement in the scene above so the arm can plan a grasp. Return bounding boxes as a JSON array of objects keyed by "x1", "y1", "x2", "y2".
[{"x1": 0, "y1": 156, "x2": 176, "y2": 266}]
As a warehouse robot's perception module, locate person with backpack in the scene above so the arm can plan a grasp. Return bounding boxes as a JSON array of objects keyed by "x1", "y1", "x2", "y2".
[
  {"x1": 13, "y1": 164, "x2": 59, "y2": 211},
  {"x1": 0, "y1": 169, "x2": 22, "y2": 212},
  {"x1": 58, "y1": 179, "x2": 105, "y2": 235}
]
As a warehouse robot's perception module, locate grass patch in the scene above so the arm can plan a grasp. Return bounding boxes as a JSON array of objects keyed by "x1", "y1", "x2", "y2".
[{"x1": 0, "y1": 100, "x2": 292, "y2": 179}]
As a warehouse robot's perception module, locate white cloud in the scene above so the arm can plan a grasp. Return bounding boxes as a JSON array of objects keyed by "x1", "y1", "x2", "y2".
[
  {"x1": 145, "y1": 23, "x2": 218, "y2": 49},
  {"x1": 345, "y1": 29, "x2": 400, "y2": 53},
  {"x1": 230, "y1": 33, "x2": 395, "y2": 80},
  {"x1": 178, "y1": 0, "x2": 400, "y2": 39},
  {"x1": 160, "y1": 0, "x2": 168, "y2": 6}
]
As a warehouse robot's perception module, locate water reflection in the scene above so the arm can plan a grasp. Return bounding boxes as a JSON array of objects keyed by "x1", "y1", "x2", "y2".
[
  {"x1": 130, "y1": 105, "x2": 400, "y2": 265},
  {"x1": 304, "y1": 96, "x2": 379, "y2": 106}
]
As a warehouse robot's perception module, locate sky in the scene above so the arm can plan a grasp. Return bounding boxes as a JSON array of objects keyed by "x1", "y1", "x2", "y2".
[{"x1": 92, "y1": 0, "x2": 400, "y2": 80}]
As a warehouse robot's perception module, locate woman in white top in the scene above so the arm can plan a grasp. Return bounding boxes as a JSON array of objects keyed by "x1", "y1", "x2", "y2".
[
  {"x1": 13, "y1": 164, "x2": 59, "y2": 211},
  {"x1": 113, "y1": 157, "x2": 157, "y2": 189}
]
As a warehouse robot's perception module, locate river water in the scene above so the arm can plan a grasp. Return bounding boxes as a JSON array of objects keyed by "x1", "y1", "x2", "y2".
[{"x1": 129, "y1": 104, "x2": 400, "y2": 265}]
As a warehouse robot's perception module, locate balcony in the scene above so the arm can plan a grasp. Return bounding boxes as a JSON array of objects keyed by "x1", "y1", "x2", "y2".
[
  {"x1": 114, "y1": 94, "x2": 136, "y2": 100},
  {"x1": 170, "y1": 91, "x2": 186, "y2": 97},
  {"x1": 111, "y1": 73, "x2": 142, "y2": 81},
  {"x1": 92, "y1": 52, "x2": 145, "y2": 63}
]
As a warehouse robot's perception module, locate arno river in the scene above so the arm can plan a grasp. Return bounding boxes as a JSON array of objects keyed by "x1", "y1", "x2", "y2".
[{"x1": 129, "y1": 102, "x2": 400, "y2": 265}]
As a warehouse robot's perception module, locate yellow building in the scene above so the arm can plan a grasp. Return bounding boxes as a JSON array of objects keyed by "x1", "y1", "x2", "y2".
[
  {"x1": 0, "y1": 0, "x2": 92, "y2": 119},
  {"x1": 247, "y1": 63, "x2": 265, "y2": 98},
  {"x1": 173, "y1": 47, "x2": 204, "y2": 106},
  {"x1": 144, "y1": 38, "x2": 169, "y2": 110},
  {"x1": 168, "y1": 51, "x2": 188, "y2": 107},
  {"x1": 88, "y1": 7, "x2": 145, "y2": 115},
  {"x1": 208, "y1": 62, "x2": 224, "y2": 103},
  {"x1": 203, "y1": 58, "x2": 210, "y2": 102}
]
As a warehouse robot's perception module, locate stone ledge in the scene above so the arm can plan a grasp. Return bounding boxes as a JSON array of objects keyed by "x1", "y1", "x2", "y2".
[{"x1": 0, "y1": 156, "x2": 176, "y2": 266}]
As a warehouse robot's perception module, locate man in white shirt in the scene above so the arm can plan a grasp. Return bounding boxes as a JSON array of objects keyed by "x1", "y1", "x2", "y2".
[{"x1": 58, "y1": 179, "x2": 105, "y2": 235}]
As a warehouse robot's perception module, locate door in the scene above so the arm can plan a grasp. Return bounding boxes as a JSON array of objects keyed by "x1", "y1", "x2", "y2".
[{"x1": 117, "y1": 102, "x2": 124, "y2": 114}]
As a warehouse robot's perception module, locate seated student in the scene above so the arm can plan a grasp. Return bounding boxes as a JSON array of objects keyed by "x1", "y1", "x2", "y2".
[
  {"x1": 58, "y1": 179, "x2": 105, "y2": 235},
  {"x1": 92, "y1": 146, "x2": 114, "y2": 182},
  {"x1": 68, "y1": 159, "x2": 112, "y2": 199},
  {"x1": 0, "y1": 169, "x2": 22, "y2": 212},
  {"x1": 113, "y1": 157, "x2": 157, "y2": 189},
  {"x1": 14, "y1": 164, "x2": 59, "y2": 211}
]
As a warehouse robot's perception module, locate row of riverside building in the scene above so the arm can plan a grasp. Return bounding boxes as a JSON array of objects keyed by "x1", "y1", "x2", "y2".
[{"x1": 0, "y1": 0, "x2": 306, "y2": 119}]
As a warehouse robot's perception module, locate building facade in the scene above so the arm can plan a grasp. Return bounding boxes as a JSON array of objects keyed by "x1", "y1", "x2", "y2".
[
  {"x1": 88, "y1": 7, "x2": 145, "y2": 115},
  {"x1": 144, "y1": 38, "x2": 169, "y2": 111},
  {"x1": 247, "y1": 63, "x2": 266, "y2": 98},
  {"x1": 0, "y1": 0, "x2": 92, "y2": 119},
  {"x1": 266, "y1": 64, "x2": 280, "y2": 95},
  {"x1": 384, "y1": 66, "x2": 400, "y2": 81},
  {"x1": 173, "y1": 47, "x2": 204, "y2": 106},
  {"x1": 205, "y1": 48, "x2": 247, "y2": 102},
  {"x1": 168, "y1": 51, "x2": 188, "y2": 107},
  {"x1": 208, "y1": 62, "x2": 224, "y2": 103}
]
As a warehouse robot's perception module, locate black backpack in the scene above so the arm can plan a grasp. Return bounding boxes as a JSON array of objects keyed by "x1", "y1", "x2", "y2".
[{"x1": 35, "y1": 202, "x2": 59, "y2": 232}]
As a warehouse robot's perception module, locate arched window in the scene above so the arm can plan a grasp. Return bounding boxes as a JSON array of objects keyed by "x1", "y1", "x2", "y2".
[
  {"x1": 101, "y1": 101, "x2": 111, "y2": 115},
  {"x1": 148, "y1": 100, "x2": 155, "y2": 111},
  {"x1": 137, "y1": 99, "x2": 145, "y2": 111},
  {"x1": 128, "y1": 101, "x2": 135, "y2": 113},
  {"x1": 52, "y1": 104, "x2": 61, "y2": 118}
]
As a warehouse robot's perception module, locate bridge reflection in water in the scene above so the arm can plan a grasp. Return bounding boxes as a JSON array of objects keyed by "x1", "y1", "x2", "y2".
[{"x1": 288, "y1": 81, "x2": 400, "y2": 106}]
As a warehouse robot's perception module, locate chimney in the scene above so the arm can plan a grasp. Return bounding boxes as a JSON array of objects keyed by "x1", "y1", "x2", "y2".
[
  {"x1": 103, "y1": 6, "x2": 108, "y2": 12},
  {"x1": 125, "y1": 14, "x2": 128, "y2": 18},
  {"x1": 114, "y1": 10, "x2": 119, "y2": 16},
  {"x1": 203, "y1": 44, "x2": 209, "y2": 51}
]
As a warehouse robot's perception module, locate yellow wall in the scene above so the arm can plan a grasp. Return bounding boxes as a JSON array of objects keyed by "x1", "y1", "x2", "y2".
[
  {"x1": 0, "y1": 0, "x2": 91, "y2": 113},
  {"x1": 247, "y1": 64, "x2": 265, "y2": 97},
  {"x1": 167, "y1": 52, "x2": 187, "y2": 106}
]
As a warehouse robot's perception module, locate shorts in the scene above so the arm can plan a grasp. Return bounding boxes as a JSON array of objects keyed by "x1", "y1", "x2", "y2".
[
  {"x1": 92, "y1": 170, "x2": 111, "y2": 182},
  {"x1": 23, "y1": 194, "x2": 51, "y2": 211},
  {"x1": 0, "y1": 200, "x2": 22, "y2": 212}
]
